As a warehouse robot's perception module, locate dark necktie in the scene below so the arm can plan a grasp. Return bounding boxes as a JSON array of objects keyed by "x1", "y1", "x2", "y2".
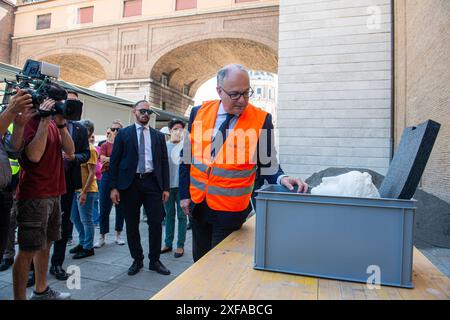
[
  {"x1": 138, "y1": 127, "x2": 146, "y2": 173},
  {"x1": 211, "y1": 113, "x2": 234, "y2": 159}
]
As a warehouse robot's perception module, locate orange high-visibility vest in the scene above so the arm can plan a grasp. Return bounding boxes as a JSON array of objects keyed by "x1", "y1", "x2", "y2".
[{"x1": 189, "y1": 100, "x2": 268, "y2": 212}]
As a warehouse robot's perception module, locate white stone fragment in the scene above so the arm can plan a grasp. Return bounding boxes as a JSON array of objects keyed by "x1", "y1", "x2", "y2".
[{"x1": 311, "y1": 171, "x2": 380, "y2": 198}]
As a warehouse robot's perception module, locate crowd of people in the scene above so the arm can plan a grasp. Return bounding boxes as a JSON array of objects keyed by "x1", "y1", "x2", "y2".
[
  {"x1": 0, "y1": 64, "x2": 307, "y2": 300},
  {"x1": 0, "y1": 87, "x2": 188, "y2": 299}
]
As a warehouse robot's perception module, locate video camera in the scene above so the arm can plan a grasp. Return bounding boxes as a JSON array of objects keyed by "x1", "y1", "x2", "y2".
[{"x1": 1, "y1": 59, "x2": 83, "y2": 121}]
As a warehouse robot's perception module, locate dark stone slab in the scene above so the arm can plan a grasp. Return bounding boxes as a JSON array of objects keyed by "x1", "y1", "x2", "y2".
[
  {"x1": 306, "y1": 167, "x2": 450, "y2": 248},
  {"x1": 379, "y1": 120, "x2": 441, "y2": 199},
  {"x1": 413, "y1": 189, "x2": 450, "y2": 248}
]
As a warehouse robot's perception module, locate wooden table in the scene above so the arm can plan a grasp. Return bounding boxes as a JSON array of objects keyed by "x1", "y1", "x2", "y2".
[{"x1": 152, "y1": 217, "x2": 450, "y2": 300}]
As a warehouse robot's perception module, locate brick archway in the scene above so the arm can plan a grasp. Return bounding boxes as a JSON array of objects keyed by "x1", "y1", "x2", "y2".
[
  {"x1": 30, "y1": 51, "x2": 108, "y2": 87},
  {"x1": 148, "y1": 37, "x2": 278, "y2": 114},
  {"x1": 12, "y1": 4, "x2": 279, "y2": 114}
]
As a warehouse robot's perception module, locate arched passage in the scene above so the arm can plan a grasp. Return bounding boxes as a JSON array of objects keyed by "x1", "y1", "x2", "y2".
[
  {"x1": 149, "y1": 38, "x2": 278, "y2": 115},
  {"x1": 37, "y1": 54, "x2": 107, "y2": 87}
]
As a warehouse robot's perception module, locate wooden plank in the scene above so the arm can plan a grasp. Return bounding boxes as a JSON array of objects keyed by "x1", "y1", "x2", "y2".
[
  {"x1": 151, "y1": 248, "x2": 248, "y2": 300},
  {"x1": 153, "y1": 216, "x2": 450, "y2": 300},
  {"x1": 317, "y1": 278, "x2": 342, "y2": 300},
  {"x1": 152, "y1": 220, "x2": 257, "y2": 300},
  {"x1": 396, "y1": 249, "x2": 450, "y2": 300},
  {"x1": 226, "y1": 266, "x2": 319, "y2": 300},
  {"x1": 363, "y1": 282, "x2": 404, "y2": 300}
]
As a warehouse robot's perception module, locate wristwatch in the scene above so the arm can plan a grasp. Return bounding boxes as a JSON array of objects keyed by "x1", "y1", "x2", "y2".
[{"x1": 57, "y1": 122, "x2": 67, "y2": 129}]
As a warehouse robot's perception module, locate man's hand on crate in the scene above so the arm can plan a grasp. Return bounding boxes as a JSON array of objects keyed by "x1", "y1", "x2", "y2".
[{"x1": 280, "y1": 176, "x2": 308, "y2": 193}]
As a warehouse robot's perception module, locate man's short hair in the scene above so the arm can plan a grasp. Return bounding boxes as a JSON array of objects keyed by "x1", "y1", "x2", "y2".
[
  {"x1": 80, "y1": 119, "x2": 95, "y2": 136},
  {"x1": 111, "y1": 119, "x2": 124, "y2": 128},
  {"x1": 134, "y1": 100, "x2": 149, "y2": 108},
  {"x1": 67, "y1": 90, "x2": 79, "y2": 98},
  {"x1": 168, "y1": 118, "x2": 185, "y2": 130},
  {"x1": 217, "y1": 64, "x2": 249, "y2": 87}
]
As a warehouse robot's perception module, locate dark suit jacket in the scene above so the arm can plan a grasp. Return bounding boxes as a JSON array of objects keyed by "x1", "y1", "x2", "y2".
[
  {"x1": 65, "y1": 120, "x2": 90, "y2": 193},
  {"x1": 179, "y1": 104, "x2": 285, "y2": 203},
  {"x1": 109, "y1": 124, "x2": 170, "y2": 192}
]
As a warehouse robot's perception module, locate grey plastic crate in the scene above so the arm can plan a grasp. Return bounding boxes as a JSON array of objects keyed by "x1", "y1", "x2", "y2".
[{"x1": 254, "y1": 185, "x2": 416, "y2": 288}]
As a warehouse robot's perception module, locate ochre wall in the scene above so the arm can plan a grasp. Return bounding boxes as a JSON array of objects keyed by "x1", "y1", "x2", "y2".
[{"x1": 394, "y1": 0, "x2": 450, "y2": 202}]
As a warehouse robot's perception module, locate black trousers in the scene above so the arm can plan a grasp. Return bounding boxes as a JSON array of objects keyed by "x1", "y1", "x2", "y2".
[
  {"x1": 119, "y1": 173, "x2": 164, "y2": 263},
  {"x1": 50, "y1": 190, "x2": 74, "y2": 266},
  {"x1": 0, "y1": 190, "x2": 13, "y2": 264},
  {"x1": 191, "y1": 201, "x2": 249, "y2": 262}
]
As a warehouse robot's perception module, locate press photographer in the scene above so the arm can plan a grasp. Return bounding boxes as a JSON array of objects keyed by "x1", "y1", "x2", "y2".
[
  {"x1": 6, "y1": 62, "x2": 76, "y2": 300},
  {"x1": 0, "y1": 89, "x2": 34, "y2": 267}
]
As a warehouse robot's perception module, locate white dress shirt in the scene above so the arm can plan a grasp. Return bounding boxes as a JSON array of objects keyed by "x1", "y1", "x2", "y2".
[
  {"x1": 212, "y1": 102, "x2": 286, "y2": 185},
  {"x1": 135, "y1": 123, "x2": 154, "y2": 173},
  {"x1": 212, "y1": 102, "x2": 239, "y2": 137}
]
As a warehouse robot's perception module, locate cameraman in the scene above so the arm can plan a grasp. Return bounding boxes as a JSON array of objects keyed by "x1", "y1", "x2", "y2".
[
  {"x1": 50, "y1": 90, "x2": 90, "y2": 280},
  {"x1": 13, "y1": 90, "x2": 75, "y2": 300},
  {"x1": 0, "y1": 89, "x2": 34, "y2": 265}
]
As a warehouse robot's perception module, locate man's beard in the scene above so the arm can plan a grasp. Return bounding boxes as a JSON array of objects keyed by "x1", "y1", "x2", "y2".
[{"x1": 139, "y1": 116, "x2": 149, "y2": 125}]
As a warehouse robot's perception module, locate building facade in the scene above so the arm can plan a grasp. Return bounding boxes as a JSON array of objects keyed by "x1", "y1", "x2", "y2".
[
  {"x1": 4, "y1": 0, "x2": 449, "y2": 204},
  {"x1": 278, "y1": 0, "x2": 393, "y2": 178},
  {"x1": 11, "y1": 0, "x2": 279, "y2": 115},
  {"x1": 0, "y1": 0, "x2": 15, "y2": 64},
  {"x1": 394, "y1": 0, "x2": 450, "y2": 203},
  {"x1": 277, "y1": 0, "x2": 449, "y2": 204},
  {"x1": 249, "y1": 70, "x2": 277, "y2": 126}
]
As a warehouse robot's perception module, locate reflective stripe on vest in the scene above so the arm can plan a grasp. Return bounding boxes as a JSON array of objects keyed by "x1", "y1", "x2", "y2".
[
  {"x1": 207, "y1": 185, "x2": 254, "y2": 197},
  {"x1": 190, "y1": 176, "x2": 207, "y2": 191},
  {"x1": 10, "y1": 159, "x2": 20, "y2": 175},
  {"x1": 192, "y1": 162, "x2": 208, "y2": 173},
  {"x1": 212, "y1": 166, "x2": 256, "y2": 179},
  {"x1": 189, "y1": 100, "x2": 267, "y2": 212},
  {"x1": 7, "y1": 124, "x2": 20, "y2": 175}
]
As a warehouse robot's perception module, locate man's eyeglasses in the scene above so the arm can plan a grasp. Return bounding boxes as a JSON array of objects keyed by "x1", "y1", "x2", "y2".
[
  {"x1": 220, "y1": 87, "x2": 254, "y2": 101},
  {"x1": 137, "y1": 109, "x2": 153, "y2": 115}
]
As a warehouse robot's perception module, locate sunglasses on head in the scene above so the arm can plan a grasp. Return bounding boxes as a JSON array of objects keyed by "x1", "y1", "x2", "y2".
[
  {"x1": 137, "y1": 109, "x2": 153, "y2": 115},
  {"x1": 110, "y1": 127, "x2": 120, "y2": 132}
]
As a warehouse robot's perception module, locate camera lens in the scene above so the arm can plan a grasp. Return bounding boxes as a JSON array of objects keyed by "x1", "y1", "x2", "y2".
[{"x1": 29, "y1": 90, "x2": 44, "y2": 107}]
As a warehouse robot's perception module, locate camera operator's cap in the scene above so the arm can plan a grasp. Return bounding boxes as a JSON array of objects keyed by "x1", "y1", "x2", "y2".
[{"x1": 160, "y1": 126, "x2": 171, "y2": 136}]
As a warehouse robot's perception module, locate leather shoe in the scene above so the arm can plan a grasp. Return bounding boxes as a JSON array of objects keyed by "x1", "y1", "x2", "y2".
[
  {"x1": 0, "y1": 258, "x2": 14, "y2": 272},
  {"x1": 128, "y1": 260, "x2": 143, "y2": 276},
  {"x1": 49, "y1": 265, "x2": 69, "y2": 281},
  {"x1": 149, "y1": 260, "x2": 170, "y2": 275},
  {"x1": 73, "y1": 248, "x2": 94, "y2": 259},
  {"x1": 160, "y1": 246, "x2": 172, "y2": 254},
  {"x1": 174, "y1": 248, "x2": 184, "y2": 258},
  {"x1": 69, "y1": 244, "x2": 83, "y2": 254}
]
